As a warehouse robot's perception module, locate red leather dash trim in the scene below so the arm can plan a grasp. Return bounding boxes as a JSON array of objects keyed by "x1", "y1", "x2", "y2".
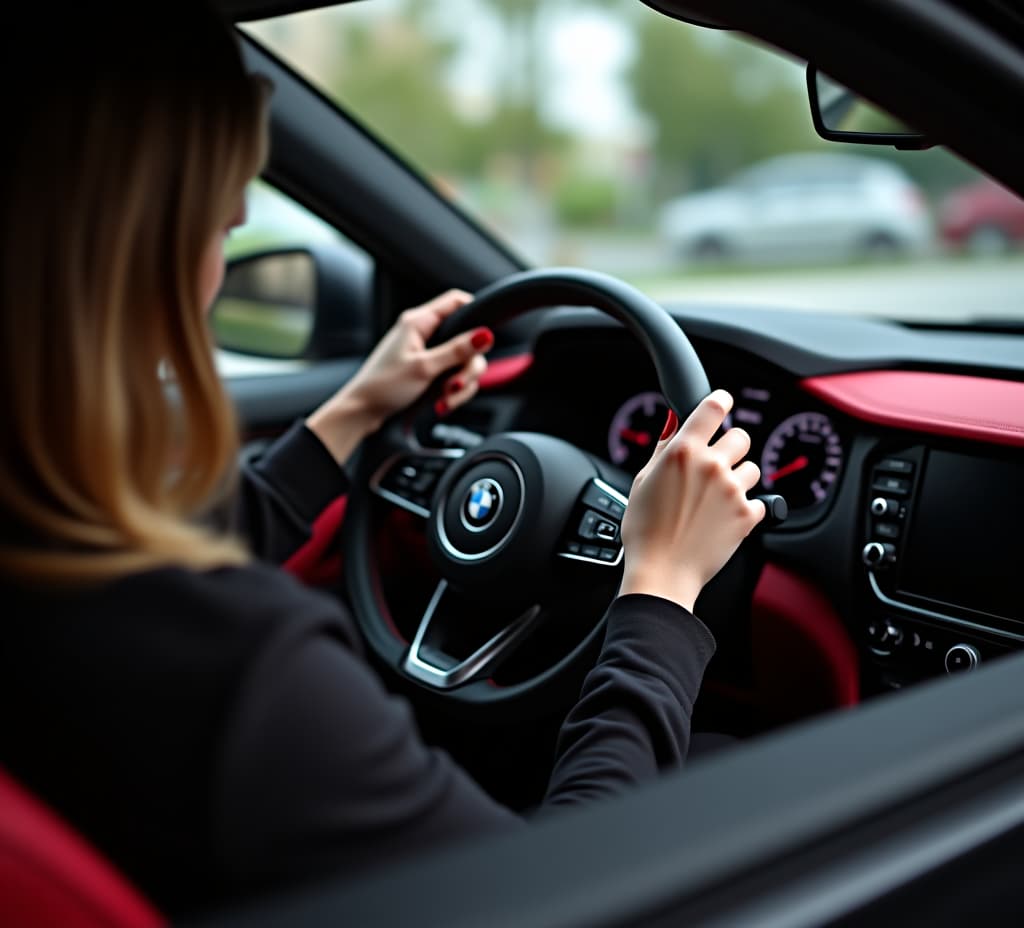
[
  {"x1": 283, "y1": 495, "x2": 347, "y2": 586},
  {"x1": 752, "y1": 563, "x2": 859, "y2": 722},
  {"x1": 802, "y1": 370, "x2": 1024, "y2": 447},
  {"x1": 480, "y1": 353, "x2": 533, "y2": 389}
]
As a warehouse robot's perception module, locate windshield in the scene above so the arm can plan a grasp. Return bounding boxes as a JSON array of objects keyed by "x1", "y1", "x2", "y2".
[{"x1": 245, "y1": 2, "x2": 1024, "y2": 325}]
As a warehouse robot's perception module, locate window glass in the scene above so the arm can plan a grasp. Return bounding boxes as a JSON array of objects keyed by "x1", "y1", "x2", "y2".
[{"x1": 245, "y1": 2, "x2": 1024, "y2": 325}]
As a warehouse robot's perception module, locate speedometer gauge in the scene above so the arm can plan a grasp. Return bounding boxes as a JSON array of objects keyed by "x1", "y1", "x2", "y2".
[
  {"x1": 608, "y1": 392, "x2": 667, "y2": 472},
  {"x1": 760, "y1": 411, "x2": 843, "y2": 510}
]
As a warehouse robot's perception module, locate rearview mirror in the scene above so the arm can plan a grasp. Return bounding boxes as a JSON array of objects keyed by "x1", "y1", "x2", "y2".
[
  {"x1": 210, "y1": 243, "x2": 373, "y2": 360},
  {"x1": 806, "y1": 65, "x2": 932, "y2": 150}
]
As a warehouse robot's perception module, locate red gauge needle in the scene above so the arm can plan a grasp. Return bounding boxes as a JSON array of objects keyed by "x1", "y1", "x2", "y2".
[
  {"x1": 620, "y1": 428, "x2": 652, "y2": 447},
  {"x1": 768, "y1": 455, "x2": 809, "y2": 482}
]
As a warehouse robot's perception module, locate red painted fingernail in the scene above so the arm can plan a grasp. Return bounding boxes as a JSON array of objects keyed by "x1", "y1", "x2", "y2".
[
  {"x1": 434, "y1": 399, "x2": 449, "y2": 417},
  {"x1": 660, "y1": 410, "x2": 678, "y2": 440},
  {"x1": 447, "y1": 377, "x2": 464, "y2": 394},
  {"x1": 471, "y1": 327, "x2": 494, "y2": 351}
]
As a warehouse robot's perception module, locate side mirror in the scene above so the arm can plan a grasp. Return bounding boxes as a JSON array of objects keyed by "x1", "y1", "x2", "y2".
[
  {"x1": 806, "y1": 65, "x2": 933, "y2": 150},
  {"x1": 211, "y1": 243, "x2": 372, "y2": 360}
]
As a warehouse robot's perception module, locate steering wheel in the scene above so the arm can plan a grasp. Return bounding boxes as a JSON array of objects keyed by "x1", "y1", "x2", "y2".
[{"x1": 343, "y1": 268, "x2": 781, "y2": 710}]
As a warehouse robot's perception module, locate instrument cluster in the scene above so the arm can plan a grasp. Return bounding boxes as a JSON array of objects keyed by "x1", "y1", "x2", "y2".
[{"x1": 607, "y1": 383, "x2": 845, "y2": 518}]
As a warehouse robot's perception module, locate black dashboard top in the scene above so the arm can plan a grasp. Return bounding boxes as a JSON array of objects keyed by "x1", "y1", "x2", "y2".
[{"x1": 538, "y1": 304, "x2": 1024, "y2": 381}]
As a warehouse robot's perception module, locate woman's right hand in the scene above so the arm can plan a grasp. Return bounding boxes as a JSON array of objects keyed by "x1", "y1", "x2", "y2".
[{"x1": 618, "y1": 389, "x2": 766, "y2": 613}]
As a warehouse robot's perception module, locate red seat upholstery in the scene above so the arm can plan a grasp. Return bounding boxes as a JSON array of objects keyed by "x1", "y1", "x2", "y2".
[{"x1": 0, "y1": 768, "x2": 163, "y2": 928}]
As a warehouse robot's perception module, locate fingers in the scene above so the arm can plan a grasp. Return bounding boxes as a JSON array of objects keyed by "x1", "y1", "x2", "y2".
[
  {"x1": 438, "y1": 354, "x2": 487, "y2": 414},
  {"x1": 746, "y1": 496, "x2": 768, "y2": 529},
  {"x1": 678, "y1": 389, "x2": 734, "y2": 446},
  {"x1": 426, "y1": 289, "x2": 473, "y2": 318},
  {"x1": 420, "y1": 325, "x2": 494, "y2": 379},
  {"x1": 712, "y1": 426, "x2": 751, "y2": 466},
  {"x1": 733, "y1": 459, "x2": 762, "y2": 493},
  {"x1": 437, "y1": 375, "x2": 482, "y2": 417},
  {"x1": 403, "y1": 289, "x2": 473, "y2": 339}
]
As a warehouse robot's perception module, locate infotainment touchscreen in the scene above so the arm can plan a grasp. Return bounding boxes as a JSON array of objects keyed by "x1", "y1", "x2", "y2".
[{"x1": 899, "y1": 449, "x2": 1021, "y2": 622}]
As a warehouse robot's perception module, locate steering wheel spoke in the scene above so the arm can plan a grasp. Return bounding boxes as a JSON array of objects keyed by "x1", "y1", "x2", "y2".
[
  {"x1": 557, "y1": 478, "x2": 628, "y2": 567},
  {"x1": 403, "y1": 580, "x2": 542, "y2": 689},
  {"x1": 370, "y1": 447, "x2": 464, "y2": 518}
]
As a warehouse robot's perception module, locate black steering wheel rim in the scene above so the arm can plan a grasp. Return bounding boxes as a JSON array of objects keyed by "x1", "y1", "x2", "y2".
[
  {"x1": 343, "y1": 268, "x2": 711, "y2": 712},
  {"x1": 431, "y1": 268, "x2": 711, "y2": 420}
]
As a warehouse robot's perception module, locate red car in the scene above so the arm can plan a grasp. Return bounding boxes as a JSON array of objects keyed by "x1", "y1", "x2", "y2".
[{"x1": 939, "y1": 178, "x2": 1024, "y2": 253}]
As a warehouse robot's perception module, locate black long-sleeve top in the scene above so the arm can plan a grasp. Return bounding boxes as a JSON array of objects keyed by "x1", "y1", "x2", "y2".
[{"x1": 0, "y1": 423, "x2": 715, "y2": 919}]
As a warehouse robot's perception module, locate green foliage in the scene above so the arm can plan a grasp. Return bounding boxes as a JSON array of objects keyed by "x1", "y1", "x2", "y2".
[
  {"x1": 626, "y1": 16, "x2": 824, "y2": 197},
  {"x1": 325, "y1": 4, "x2": 472, "y2": 176},
  {"x1": 554, "y1": 174, "x2": 619, "y2": 227}
]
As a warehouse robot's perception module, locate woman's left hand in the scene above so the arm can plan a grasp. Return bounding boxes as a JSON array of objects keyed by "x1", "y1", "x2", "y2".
[{"x1": 306, "y1": 289, "x2": 494, "y2": 465}]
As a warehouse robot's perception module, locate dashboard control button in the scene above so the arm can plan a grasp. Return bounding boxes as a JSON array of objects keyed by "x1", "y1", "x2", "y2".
[
  {"x1": 945, "y1": 644, "x2": 980, "y2": 674},
  {"x1": 883, "y1": 622, "x2": 904, "y2": 647},
  {"x1": 870, "y1": 496, "x2": 899, "y2": 517},
  {"x1": 872, "y1": 475, "x2": 911, "y2": 496},
  {"x1": 877, "y1": 458, "x2": 915, "y2": 475},
  {"x1": 862, "y1": 541, "x2": 896, "y2": 567},
  {"x1": 875, "y1": 522, "x2": 900, "y2": 539}
]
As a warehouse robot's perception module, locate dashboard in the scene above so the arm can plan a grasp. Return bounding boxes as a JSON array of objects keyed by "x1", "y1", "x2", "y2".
[
  {"x1": 512, "y1": 329, "x2": 849, "y2": 527},
  {"x1": 438, "y1": 307, "x2": 1024, "y2": 704}
]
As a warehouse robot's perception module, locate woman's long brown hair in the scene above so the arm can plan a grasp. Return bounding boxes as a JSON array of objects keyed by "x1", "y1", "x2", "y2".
[{"x1": 0, "y1": 5, "x2": 268, "y2": 582}]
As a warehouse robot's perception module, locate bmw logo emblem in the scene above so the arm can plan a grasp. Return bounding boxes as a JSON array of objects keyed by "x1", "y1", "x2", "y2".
[{"x1": 462, "y1": 478, "x2": 503, "y2": 531}]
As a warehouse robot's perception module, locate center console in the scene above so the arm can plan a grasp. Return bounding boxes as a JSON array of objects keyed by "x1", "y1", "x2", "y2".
[{"x1": 859, "y1": 444, "x2": 1022, "y2": 686}]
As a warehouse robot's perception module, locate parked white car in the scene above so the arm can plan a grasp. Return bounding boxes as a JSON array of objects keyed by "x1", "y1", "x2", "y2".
[{"x1": 658, "y1": 152, "x2": 934, "y2": 264}]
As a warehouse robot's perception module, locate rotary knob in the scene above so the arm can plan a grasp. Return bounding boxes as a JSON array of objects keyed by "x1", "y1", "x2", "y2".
[
  {"x1": 945, "y1": 644, "x2": 980, "y2": 674},
  {"x1": 870, "y1": 497, "x2": 898, "y2": 517},
  {"x1": 861, "y1": 541, "x2": 895, "y2": 567}
]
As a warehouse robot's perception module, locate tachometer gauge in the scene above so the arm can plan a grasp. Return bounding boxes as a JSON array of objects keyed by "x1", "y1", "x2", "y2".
[
  {"x1": 760, "y1": 411, "x2": 843, "y2": 509},
  {"x1": 608, "y1": 392, "x2": 668, "y2": 472}
]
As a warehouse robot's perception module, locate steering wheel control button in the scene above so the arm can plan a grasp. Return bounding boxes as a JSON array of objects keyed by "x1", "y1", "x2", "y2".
[
  {"x1": 595, "y1": 520, "x2": 618, "y2": 541},
  {"x1": 945, "y1": 643, "x2": 981, "y2": 674},
  {"x1": 461, "y1": 478, "x2": 503, "y2": 532},
  {"x1": 559, "y1": 478, "x2": 628, "y2": 566},
  {"x1": 875, "y1": 522, "x2": 900, "y2": 539},
  {"x1": 862, "y1": 541, "x2": 896, "y2": 568},
  {"x1": 577, "y1": 510, "x2": 620, "y2": 543},
  {"x1": 372, "y1": 452, "x2": 462, "y2": 517},
  {"x1": 582, "y1": 483, "x2": 626, "y2": 519}
]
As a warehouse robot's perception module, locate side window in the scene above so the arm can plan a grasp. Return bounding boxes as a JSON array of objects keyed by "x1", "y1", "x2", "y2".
[
  {"x1": 227, "y1": 180, "x2": 349, "y2": 258},
  {"x1": 214, "y1": 182, "x2": 373, "y2": 369}
]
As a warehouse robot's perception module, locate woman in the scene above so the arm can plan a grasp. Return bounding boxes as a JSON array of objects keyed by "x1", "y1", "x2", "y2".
[{"x1": 0, "y1": 3, "x2": 765, "y2": 918}]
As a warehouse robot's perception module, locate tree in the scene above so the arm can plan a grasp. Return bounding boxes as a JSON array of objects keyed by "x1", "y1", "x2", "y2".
[
  {"x1": 626, "y1": 13, "x2": 823, "y2": 196},
  {"x1": 324, "y1": 1, "x2": 474, "y2": 177}
]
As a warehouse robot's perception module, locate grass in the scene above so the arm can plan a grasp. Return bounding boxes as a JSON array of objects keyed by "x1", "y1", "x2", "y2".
[{"x1": 211, "y1": 297, "x2": 312, "y2": 358}]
